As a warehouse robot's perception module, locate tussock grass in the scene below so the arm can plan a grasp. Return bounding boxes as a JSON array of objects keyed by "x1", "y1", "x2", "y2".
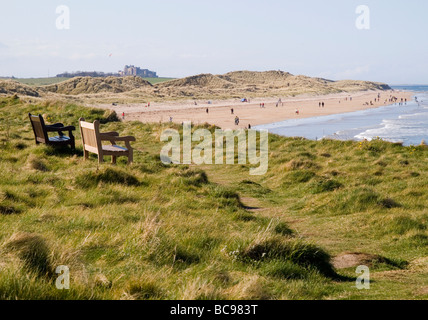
[
  {"x1": 4, "y1": 233, "x2": 53, "y2": 278},
  {"x1": 75, "y1": 168, "x2": 141, "y2": 188},
  {"x1": 27, "y1": 155, "x2": 50, "y2": 172},
  {"x1": 125, "y1": 279, "x2": 164, "y2": 300},
  {"x1": 239, "y1": 237, "x2": 336, "y2": 278},
  {"x1": 172, "y1": 168, "x2": 209, "y2": 187},
  {"x1": 273, "y1": 222, "x2": 295, "y2": 236},
  {"x1": 0, "y1": 204, "x2": 21, "y2": 215}
]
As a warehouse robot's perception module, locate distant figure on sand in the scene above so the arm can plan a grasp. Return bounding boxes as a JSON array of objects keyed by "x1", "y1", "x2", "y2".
[
  {"x1": 235, "y1": 116, "x2": 240, "y2": 125},
  {"x1": 122, "y1": 112, "x2": 125, "y2": 120},
  {"x1": 206, "y1": 108, "x2": 209, "y2": 114},
  {"x1": 248, "y1": 124, "x2": 252, "y2": 129},
  {"x1": 322, "y1": 102, "x2": 325, "y2": 108},
  {"x1": 231, "y1": 108, "x2": 234, "y2": 114},
  {"x1": 295, "y1": 109, "x2": 300, "y2": 115}
]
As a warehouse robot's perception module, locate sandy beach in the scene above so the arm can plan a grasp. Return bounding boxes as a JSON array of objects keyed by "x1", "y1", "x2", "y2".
[{"x1": 96, "y1": 90, "x2": 414, "y2": 129}]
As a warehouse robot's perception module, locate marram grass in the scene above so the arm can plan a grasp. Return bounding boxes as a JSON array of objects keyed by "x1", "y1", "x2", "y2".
[{"x1": 0, "y1": 96, "x2": 428, "y2": 300}]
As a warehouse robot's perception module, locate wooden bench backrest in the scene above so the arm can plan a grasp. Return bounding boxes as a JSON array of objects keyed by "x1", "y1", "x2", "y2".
[
  {"x1": 29, "y1": 114, "x2": 48, "y2": 143},
  {"x1": 79, "y1": 118, "x2": 102, "y2": 155}
]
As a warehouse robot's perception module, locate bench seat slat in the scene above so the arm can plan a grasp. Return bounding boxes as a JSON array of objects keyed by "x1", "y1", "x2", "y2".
[
  {"x1": 49, "y1": 136, "x2": 71, "y2": 143},
  {"x1": 102, "y1": 145, "x2": 128, "y2": 152}
]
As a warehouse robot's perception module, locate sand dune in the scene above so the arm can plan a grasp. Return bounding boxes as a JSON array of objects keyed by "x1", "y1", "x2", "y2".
[
  {"x1": 1, "y1": 71, "x2": 392, "y2": 103},
  {"x1": 42, "y1": 76, "x2": 153, "y2": 95},
  {"x1": 0, "y1": 80, "x2": 40, "y2": 97},
  {"x1": 153, "y1": 71, "x2": 390, "y2": 100}
]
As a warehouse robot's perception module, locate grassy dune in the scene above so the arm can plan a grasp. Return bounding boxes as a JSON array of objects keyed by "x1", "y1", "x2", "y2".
[
  {"x1": 2, "y1": 71, "x2": 389, "y2": 105},
  {"x1": 14, "y1": 77, "x2": 174, "y2": 87},
  {"x1": 0, "y1": 95, "x2": 427, "y2": 300}
]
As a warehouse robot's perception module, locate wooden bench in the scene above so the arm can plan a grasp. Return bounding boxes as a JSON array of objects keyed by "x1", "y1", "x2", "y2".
[
  {"x1": 29, "y1": 113, "x2": 76, "y2": 150},
  {"x1": 79, "y1": 118, "x2": 136, "y2": 164}
]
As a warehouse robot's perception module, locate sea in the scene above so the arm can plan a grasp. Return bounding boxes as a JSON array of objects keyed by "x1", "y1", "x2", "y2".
[{"x1": 254, "y1": 85, "x2": 428, "y2": 146}]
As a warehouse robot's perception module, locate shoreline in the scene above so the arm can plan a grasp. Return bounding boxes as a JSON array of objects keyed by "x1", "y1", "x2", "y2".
[{"x1": 94, "y1": 90, "x2": 414, "y2": 130}]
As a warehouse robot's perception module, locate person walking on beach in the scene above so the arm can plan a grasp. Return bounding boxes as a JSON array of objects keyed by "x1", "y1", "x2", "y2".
[
  {"x1": 231, "y1": 108, "x2": 234, "y2": 115},
  {"x1": 248, "y1": 124, "x2": 252, "y2": 129},
  {"x1": 322, "y1": 102, "x2": 325, "y2": 108},
  {"x1": 235, "y1": 116, "x2": 240, "y2": 126},
  {"x1": 122, "y1": 112, "x2": 125, "y2": 120},
  {"x1": 206, "y1": 108, "x2": 209, "y2": 114}
]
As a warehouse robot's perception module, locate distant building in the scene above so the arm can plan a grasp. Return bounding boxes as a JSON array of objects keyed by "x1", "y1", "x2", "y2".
[
  {"x1": 57, "y1": 65, "x2": 158, "y2": 79},
  {"x1": 119, "y1": 65, "x2": 158, "y2": 78}
]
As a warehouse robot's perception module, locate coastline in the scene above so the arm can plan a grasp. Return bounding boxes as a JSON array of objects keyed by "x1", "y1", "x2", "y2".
[{"x1": 95, "y1": 90, "x2": 414, "y2": 130}]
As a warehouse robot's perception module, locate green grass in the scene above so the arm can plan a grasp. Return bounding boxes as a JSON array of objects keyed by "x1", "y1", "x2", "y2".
[
  {"x1": 1, "y1": 95, "x2": 428, "y2": 300},
  {"x1": 15, "y1": 77, "x2": 73, "y2": 86},
  {"x1": 142, "y1": 77, "x2": 176, "y2": 85}
]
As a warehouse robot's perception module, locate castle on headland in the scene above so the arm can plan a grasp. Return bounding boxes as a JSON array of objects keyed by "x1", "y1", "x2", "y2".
[
  {"x1": 57, "y1": 65, "x2": 158, "y2": 79},
  {"x1": 119, "y1": 65, "x2": 158, "y2": 78}
]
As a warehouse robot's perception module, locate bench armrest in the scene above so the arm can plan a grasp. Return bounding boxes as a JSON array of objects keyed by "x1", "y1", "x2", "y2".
[
  {"x1": 46, "y1": 123, "x2": 65, "y2": 128},
  {"x1": 108, "y1": 136, "x2": 136, "y2": 142},
  {"x1": 46, "y1": 125, "x2": 76, "y2": 132},
  {"x1": 99, "y1": 132, "x2": 120, "y2": 138}
]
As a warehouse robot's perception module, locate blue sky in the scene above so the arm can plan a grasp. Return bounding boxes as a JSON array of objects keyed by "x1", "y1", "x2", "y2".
[{"x1": 0, "y1": 0, "x2": 427, "y2": 84}]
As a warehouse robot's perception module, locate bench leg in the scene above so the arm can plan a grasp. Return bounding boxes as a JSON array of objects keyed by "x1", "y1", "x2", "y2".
[
  {"x1": 70, "y1": 134, "x2": 75, "y2": 150},
  {"x1": 98, "y1": 155, "x2": 104, "y2": 164},
  {"x1": 128, "y1": 150, "x2": 133, "y2": 165},
  {"x1": 112, "y1": 156, "x2": 117, "y2": 165},
  {"x1": 84, "y1": 150, "x2": 89, "y2": 160}
]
